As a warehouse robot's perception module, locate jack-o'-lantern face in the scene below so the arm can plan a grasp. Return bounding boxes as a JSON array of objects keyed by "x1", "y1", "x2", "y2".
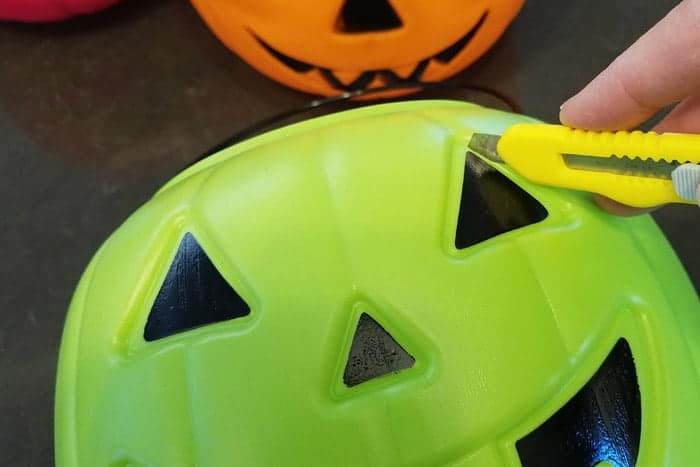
[
  {"x1": 56, "y1": 101, "x2": 700, "y2": 467},
  {"x1": 190, "y1": 0, "x2": 524, "y2": 96}
]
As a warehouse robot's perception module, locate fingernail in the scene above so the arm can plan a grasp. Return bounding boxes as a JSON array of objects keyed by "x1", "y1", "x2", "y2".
[
  {"x1": 559, "y1": 99, "x2": 574, "y2": 125},
  {"x1": 560, "y1": 94, "x2": 576, "y2": 110}
]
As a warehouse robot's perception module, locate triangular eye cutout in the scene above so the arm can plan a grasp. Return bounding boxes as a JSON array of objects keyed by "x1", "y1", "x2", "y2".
[
  {"x1": 144, "y1": 233, "x2": 250, "y2": 341},
  {"x1": 455, "y1": 153, "x2": 547, "y2": 249},
  {"x1": 336, "y1": 0, "x2": 403, "y2": 33},
  {"x1": 343, "y1": 313, "x2": 415, "y2": 387}
]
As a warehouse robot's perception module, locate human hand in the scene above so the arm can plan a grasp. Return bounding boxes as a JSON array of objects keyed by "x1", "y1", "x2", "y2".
[{"x1": 559, "y1": 0, "x2": 700, "y2": 215}]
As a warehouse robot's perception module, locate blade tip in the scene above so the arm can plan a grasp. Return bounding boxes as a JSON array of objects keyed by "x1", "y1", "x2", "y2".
[{"x1": 468, "y1": 133, "x2": 503, "y2": 162}]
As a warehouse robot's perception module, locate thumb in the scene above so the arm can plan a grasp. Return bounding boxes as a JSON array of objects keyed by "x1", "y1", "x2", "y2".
[{"x1": 560, "y1": 0, "x2": 700, "y2": 131}]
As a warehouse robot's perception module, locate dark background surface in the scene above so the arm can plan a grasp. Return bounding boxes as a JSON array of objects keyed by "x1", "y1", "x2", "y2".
[{"x1": 1, "y1": 0, "x2": 697, "y2": 464}]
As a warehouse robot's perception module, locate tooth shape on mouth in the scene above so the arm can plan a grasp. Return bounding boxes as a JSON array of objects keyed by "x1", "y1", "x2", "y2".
[{"x1": 253, "y1": 10, "x2": 489, "y2": 92}]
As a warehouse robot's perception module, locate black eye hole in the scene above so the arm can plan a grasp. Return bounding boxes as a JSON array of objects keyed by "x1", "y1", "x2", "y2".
[
  {"x1": 516, "y1": 339, "x2": 642, "y2": 467},
  {"x1": 343, "y1": 313, "x2": 414, "y2": 387},
  {"x1": 336, "y1": 0, "x2": 403, "y2": 33},
  {"x1": 144, "y1": 233, "x2": 251, "y2": 341},
  {"x1": 455, "y1": 152, "x2": 548, "y2": 249}
]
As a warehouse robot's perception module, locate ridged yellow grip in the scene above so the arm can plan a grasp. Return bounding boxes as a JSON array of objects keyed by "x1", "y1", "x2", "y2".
[{"x1": 497, "y1": 124, "x2": 700, "y2": 207}]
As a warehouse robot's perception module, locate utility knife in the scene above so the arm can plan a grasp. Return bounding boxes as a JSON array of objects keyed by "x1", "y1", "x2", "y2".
[{"x1": 468, "y1": 124, "x2": 700, "y2": 208}]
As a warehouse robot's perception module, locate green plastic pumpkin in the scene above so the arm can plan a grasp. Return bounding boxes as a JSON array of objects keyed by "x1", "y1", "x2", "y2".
[{"x1": 55, "y1": 101, "x2": 700, "y2": 467}]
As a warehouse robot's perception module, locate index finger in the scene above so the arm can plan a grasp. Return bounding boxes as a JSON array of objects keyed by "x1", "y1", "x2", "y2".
[{"x1": 560, "y1": 0, "x2": 700, "y2": 130}]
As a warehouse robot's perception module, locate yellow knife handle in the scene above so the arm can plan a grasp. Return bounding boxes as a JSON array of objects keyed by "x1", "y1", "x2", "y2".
[{"x1": 496, "y1": 124, "x2": 700, "y2": 207}]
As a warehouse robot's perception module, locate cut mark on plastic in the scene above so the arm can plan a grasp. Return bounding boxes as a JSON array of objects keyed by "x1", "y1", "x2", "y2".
[
  {"x1": 144, "y1": 233, "x2": 250, "y2": 341},
  {"x1": 455, "y1": 152, "x2": 547, "y2": 249},
  {"x1": 336, "y1": 0, "x2": 402, "y2": 33},
  {"x1": 343, "y1": 313, "x2": 414, "y2": 387},
  {"x1": 516, "y1": 339, "x2": 641, "y2": 467}
]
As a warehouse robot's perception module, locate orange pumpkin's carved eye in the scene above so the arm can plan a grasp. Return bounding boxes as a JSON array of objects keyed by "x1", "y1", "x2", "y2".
[{"x1": 191, "y1": 0, "x2": 525, "y2": 97}]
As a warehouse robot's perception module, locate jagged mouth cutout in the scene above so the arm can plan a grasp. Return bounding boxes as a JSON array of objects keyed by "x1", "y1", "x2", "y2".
[{"x1": 253, "y1": 11, "x2": 488, "y2": 92}]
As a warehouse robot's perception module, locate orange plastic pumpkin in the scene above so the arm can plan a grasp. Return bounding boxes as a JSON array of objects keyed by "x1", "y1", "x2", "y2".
[{"x1": 191, "y1": 0, "x2": 525, "y2": 97}]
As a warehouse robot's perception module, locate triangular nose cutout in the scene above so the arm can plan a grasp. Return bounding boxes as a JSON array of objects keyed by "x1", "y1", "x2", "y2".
[
  {"x1": 337, "y1": 0, "x2": 403, "y2": 33},
  {"x1": 343, "y1": 313, "x2": 415, "y2": 387}
]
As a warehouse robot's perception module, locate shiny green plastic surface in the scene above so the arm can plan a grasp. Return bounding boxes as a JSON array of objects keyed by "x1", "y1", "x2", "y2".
[{"x1": 55, "y1": 101, "x2": 700, "y2": 466}]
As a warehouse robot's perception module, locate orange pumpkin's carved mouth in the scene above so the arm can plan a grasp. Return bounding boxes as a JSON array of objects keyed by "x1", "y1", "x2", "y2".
[{"x1": 254, "y1": 11, "x2": 488, "y2": 92}]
